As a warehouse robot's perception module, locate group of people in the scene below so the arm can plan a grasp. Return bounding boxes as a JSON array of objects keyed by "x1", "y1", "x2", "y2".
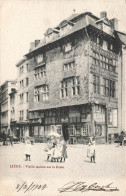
[{"x1": 44, "y1": 137, "x2": 67, "y2": 162}]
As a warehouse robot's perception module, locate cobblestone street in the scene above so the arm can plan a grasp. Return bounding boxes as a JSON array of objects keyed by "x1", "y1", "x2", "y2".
[{"x1": 0, "y1": 143, "x2": 126, "y2": 196}]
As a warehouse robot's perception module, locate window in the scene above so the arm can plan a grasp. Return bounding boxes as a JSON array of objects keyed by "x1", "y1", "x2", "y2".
[
  {"x1": 93, "y1": 75, "x2": 100, "y2": 94},
  {"x1": 42, "y1": 85, "x2": 49, "y2": 101},
  {"x1": 34, "y1": 85, "x2": 49, "y2": 102},
  {"x1": 60, "y1": 80, "x2": 68, "y2": 98},
  {"x1": 103, "y1": 40, "x2": 108, "y2": 50},
  {"x1": 20, "y1": 80, "x2": 24, "y2": 88},
  {"x1": 26, "y1": 78, "x2": 29, "y2": 86},
  {"x1": 34, "y1": 88, "x2": 40, "y2": 102},
  {"x1": 96, "y1": 37, "x2": 100, "y2": 44},
  {"x1": 81, "y1": 124, "x2": 90, "y2": 136},
  {"x1": 103, "y1": 79, "x2": 115, "y2": 98},
  {"x1": 69, "y1": 125, "x2": 76, "y2": 136},
  {"x1": 108, "y1": 108, "x2": 117, "y2": 126},
  {"x1": 110, "y1": 80, "x2": 115, "y2": 98},
  {"x1": 64, "y1": 43, "x2": 72, "y2": 52},
  {"x1": 72, "y1": 77, "x2": 80, "y2": 96},
  {"x1": 34, "y1": 65, "x2": 46, "y2": 80},
  {"x1": 103, "y1": 78, "x2": 109, "y2": 96},
  {"x1": 26, "y1": 64, "x2": 29, "y2": 72},
  {"x1": 20, "y1": 94, "x2": 24, "y2": 103},
  {"x1": 26, "y1": 110, "x2": 29, "y2": 119},
  {"x1": 19, "y1": 110, "x2": 24, "y2": 121},
  {"x1": 20, "y1": 66, "x2": 24, "y2": 75},
  {"x1": 26, "y1": 92, "x2": 29, "y2": 102},
  {"x1": 36, "y1": 54, "x2": 43, "y2": 63},
  {"x1": 56, "y1": 125, "x2": 62, "y2": 135},
  {"x1": 63, "y1": 61, "x2": 75, "y2": 71}
]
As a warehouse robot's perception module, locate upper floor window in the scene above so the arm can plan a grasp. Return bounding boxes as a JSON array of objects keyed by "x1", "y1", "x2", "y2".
[
  {"x1": 36, "y1": 54, "x2": 43, "y2": 63},
  {"x1": 26, "y1": 92, "x2": 29, "y2": 102},
  {"x1": 71, "y1": 77, "x2": 80, "y2": 96},
  {"x1": 20, "y1": 66, "x2": 24, "y2": 75},
  {"x1": 34, "y1": 65, "x2": 46, "y2": 80},
  {"x1": 110, "y1": 80, "x2": 115, "y2": 98},
  {"x1": 96, "y1": 37, "x2": 100, "y2": 44},
  {"x1": 93, "y1": 75, "x2": 100, "y2": 94},
  {"x1": 103, "y1": 79, "x2": 115, "y2": 98},
  {"x1": 26, "y1": 64, "x2": 29, "y2": 72},
  {"x1": 20, "y1": 80, "x2": 24, "y2": 88},
  {"x1": 34, "y1": 85, "x2": 49, "y2": 102},
  {"x1": 64, "y1": 43, "x2": 72, "y2": 52},
  {"x1": 102, "y1": 40, "x2": 108, "y2": 50},
  {"x1": 26, "y1": 77, "x2": 29, "y2": 86},
  {"x1": 60, "y1": 80, "x2": 68, "y2": 98},
  {"x1": 20, "y1": 93, "x2": 24, "y2": 104},
  {"x1": 63, "y1": 61, "x2": 75, "y2": 71},
  {"x1": 19, "y1": 110, "x2": 24, "y2": 121}
]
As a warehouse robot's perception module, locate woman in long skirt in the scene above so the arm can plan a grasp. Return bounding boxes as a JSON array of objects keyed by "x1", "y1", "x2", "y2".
[{"x1": 60, "y1": 140, "x2": 67, "y2": 162}]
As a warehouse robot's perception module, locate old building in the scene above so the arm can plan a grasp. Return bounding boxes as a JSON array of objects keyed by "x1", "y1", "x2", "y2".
[
  {"x1": 22, "y1": 11, "x2": 121, "y2": 144},
  {"x1": 0, "y1": 80, "x2": 17, "y2": 135},
  {"x1": 16, "y1": 58, "x2": 30, "y2": 141},
  {"x1": 9, "y1": 88, "x2": 18, "y2": 137},
  {"x1": 24, "y1": 11, "x2": 120, "y2": 144},
  {"x1": 116, "y1": 31, "x2": 126, "y2": 133}
]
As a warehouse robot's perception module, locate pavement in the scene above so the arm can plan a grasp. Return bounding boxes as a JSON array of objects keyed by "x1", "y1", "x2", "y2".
[{"x1": 0, "y1": 143, "x2": 126, "y2": 196}]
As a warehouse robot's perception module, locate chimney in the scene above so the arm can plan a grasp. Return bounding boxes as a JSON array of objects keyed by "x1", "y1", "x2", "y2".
[
  {"x1": 29, "y1": 42, "x2": 35, "y2": 52},
  {"x1": 100, "y1": 11, "x2": 107, "y2": 18},
  {"x1": 110, "y1": 18, "x2": 118, "y2": 30},
  {"x1": 35, "y1": 40, "x2": 40, "y2": 47}
]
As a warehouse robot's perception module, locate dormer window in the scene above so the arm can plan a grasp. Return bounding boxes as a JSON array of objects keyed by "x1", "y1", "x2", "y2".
[
  {"x1": 37, "y1": 54, "x2": 43, "y2": 63},
  {"x1": 102, "y1": 40, "x2": 108, "y2": 51},
  {"x1": 96, "y1": 37, "x2": 100, "y2": 44},
  {"x1": 45, "y1": 28, "x2": 59, "y2": 43},
  {"x1": 64, "y1": 43, "x2": 72, "y2": 52},
  {"x1": 59, "y1": 20, "x2": 74, "y2": 36}
]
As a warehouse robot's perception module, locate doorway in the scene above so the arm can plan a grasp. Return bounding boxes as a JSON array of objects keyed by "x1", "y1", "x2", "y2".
[{"x1": 62, "y1": 124, "x2": 69, "y2": 141}]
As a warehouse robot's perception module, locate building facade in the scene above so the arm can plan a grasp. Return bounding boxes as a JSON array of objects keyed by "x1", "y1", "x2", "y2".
[
  {"x1": 0, "y1": 81, "x2": 17, "y2": 135},
  {"x1": 117, "y1": 31, "x2": 126, "y2": 133},
  {"x1": 24, "y1": 11, "x2": 120, "y2": 144},
  {"x1": 15, "y1": 58, "x2": 30, "y2": 141}
]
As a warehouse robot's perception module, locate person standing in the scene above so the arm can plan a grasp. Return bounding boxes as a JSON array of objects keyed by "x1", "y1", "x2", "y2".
[
  {"x1": 9, "y1": 133, "x2": 13, "y2": 146},
  {"x1": 87, "y1": 137, "x2": 96, "y2": 163},
  {"x1": 119, "y1": 132, "x2": 124, "y2": 146},
  {"x1": 3, "y1": 131, "x2": 7, "y2": 146},
  {"x1": 60, "y1": 140, "x2": 67, "y2": 162}
]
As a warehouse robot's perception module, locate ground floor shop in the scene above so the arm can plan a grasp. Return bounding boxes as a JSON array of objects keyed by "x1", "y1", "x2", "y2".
[{"x1": 28, "y1": 103, "x2": 118, "y2": 144}]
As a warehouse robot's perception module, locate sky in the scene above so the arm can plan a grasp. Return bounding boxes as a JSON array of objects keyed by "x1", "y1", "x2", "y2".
[{"x1": 0, "y1": 0, "x2": 126, "y2": 85}]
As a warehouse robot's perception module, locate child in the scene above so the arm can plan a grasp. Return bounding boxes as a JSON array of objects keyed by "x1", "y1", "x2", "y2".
[
  {"x1": 87, "y1": 137, "x2": 96, "y2": 163},
  {"x1": 25, "y1": 140, "x2": 32, "y2": 161}
]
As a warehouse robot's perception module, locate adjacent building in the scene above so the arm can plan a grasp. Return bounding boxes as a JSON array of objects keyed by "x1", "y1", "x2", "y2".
[
  {"x1": 24, "y1": 11, "x2": 120, "y2": 144},
  {"x1": 0, "y1": 80, "x2": 17, "y2": 135},
  {"x1": 15, "y1": 58, "x2": 30, "y2": 141}
]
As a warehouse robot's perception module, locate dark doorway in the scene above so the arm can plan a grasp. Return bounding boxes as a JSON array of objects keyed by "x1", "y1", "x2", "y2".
[{"x1": 62, "y1": 124, "x2": 69, "y2": 141}]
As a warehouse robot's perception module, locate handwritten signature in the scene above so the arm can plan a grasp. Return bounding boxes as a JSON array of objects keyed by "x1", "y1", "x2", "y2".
[
  {"x1": 58, "y1": 181, "x2": 119, "y2": 193},
  {"x1": 16, "y1": 181, "x2": 47, "y2": 193}
]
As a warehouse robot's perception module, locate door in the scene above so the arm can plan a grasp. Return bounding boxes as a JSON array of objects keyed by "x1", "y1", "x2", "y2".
[{"x1": 62, "y1": 124, "x2": 69, "y2": 141}]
